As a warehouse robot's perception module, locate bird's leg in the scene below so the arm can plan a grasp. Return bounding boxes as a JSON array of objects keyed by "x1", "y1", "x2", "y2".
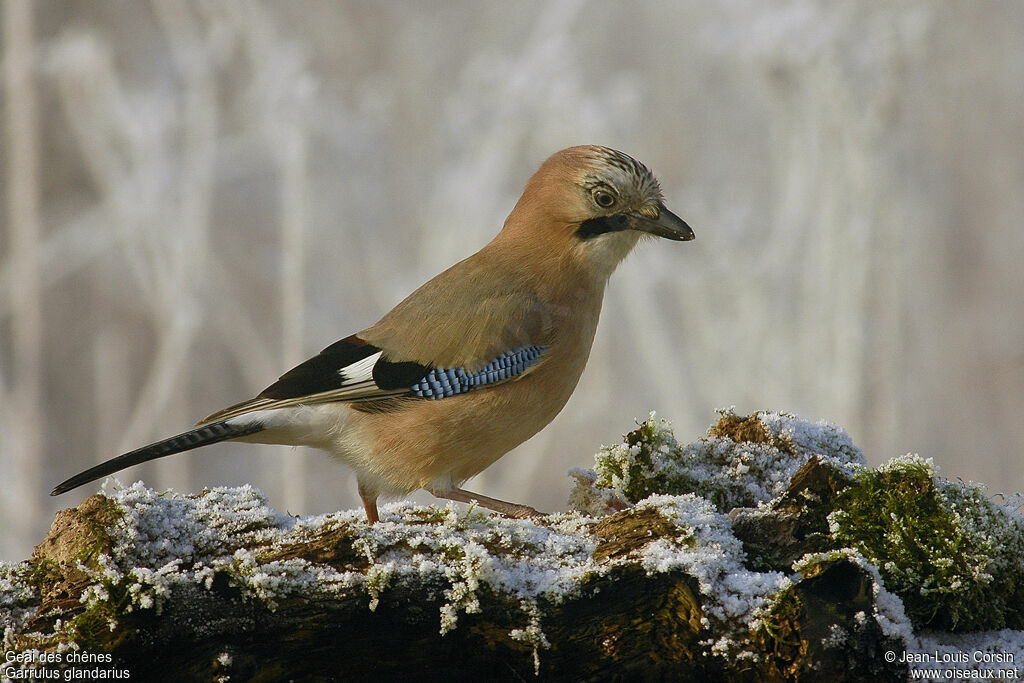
[
  {"x1": 426, "y1": 487, "x2": 546, "y2": 519},
  {"x1": 358, "y1": 482, "x2": 380, "y2": 523}
]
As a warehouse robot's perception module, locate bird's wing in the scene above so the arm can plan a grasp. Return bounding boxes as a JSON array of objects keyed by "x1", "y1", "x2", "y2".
[
  {"x1": 201, "y1": 254, "x2": 554, "y2": 425},
  {"x1": 199, "y1": 335, "x2": 388, "y2": 422},
  {"x1": 200, "y1": 321, "x2": 549, "y2": 424},
  {"x1": 357, "y1": 249, "x2": 555, "y2": 371}
]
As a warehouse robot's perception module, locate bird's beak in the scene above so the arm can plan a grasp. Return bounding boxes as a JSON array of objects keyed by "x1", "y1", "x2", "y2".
[{"x1": 627, "y1": 205, "x2": 694, "y2": 241}]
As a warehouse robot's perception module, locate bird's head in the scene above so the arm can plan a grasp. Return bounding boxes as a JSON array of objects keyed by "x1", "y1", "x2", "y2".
[{"x1": 500, "y1": 145, "x2": 694, "y2": 280}]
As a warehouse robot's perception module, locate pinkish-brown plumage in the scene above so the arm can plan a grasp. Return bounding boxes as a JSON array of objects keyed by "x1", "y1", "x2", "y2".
[{"x1": 52, "y1": 146, "x2": 693, "y2": 522}]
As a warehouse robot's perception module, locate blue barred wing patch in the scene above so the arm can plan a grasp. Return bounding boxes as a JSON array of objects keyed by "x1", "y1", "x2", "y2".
[{"x1": 410, "y1": 345, "x2": 546, "y2": 399}]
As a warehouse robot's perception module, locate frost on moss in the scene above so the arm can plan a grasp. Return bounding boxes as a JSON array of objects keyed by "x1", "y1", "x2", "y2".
[
  {"x1": 1, "y1": 562, "x2": 40, "y2": 650},
  {"x1": 5, "y1": 483, "x2": 606, "y2": 665},
  {"x1": 5, "y1": 410, "x2": 1024, "y2": 678},
  {"x1": 2, "y1": 476, "x2": 807, "y2": 678},
  {"x1": 629, "y1": 495, "x2": 790, "y2": 657},
  {"x1": 572, "y1": 409, "x2": 1024, "y2": 641},
  {"x1": 751, "y1": 550, "x2": 909, "y2": 681},
  {"x1": 829, "y1": 455, "x2": 1024, "y2": 631},
  {"x1": 570, "y1": 409, "x2": 864, "y2": 514}
]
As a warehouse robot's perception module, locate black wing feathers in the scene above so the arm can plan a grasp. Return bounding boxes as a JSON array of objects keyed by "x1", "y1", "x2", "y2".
[
  {"x1": 372, "y1": 358, "x2": 433, "y2": 390},
  {"x1": 259, "y1": 334, "x2": 380, "y2": 400}
]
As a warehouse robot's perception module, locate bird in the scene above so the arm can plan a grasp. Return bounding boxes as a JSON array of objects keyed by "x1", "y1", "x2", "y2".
[{"x1": 52, "y1": 145, "x2": 694, "y2": 523}]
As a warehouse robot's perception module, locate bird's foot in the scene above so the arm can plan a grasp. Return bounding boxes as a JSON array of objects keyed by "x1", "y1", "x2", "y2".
[{"x1": 426, "y1": 486, "x2": 547, "y2": 519}]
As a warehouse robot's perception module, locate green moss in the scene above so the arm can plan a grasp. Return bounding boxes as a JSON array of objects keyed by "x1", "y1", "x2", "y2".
[
  {"x1": 752, "y1": 580, "x2": 804, "y2": 663},
  {"x1": 259, "y1": 523, "x2": 364, "y2": 569},
  {"x1": 581, "y1": 412, "x2": 1024, "y2": 634},
  {"x1": 403, "y1": 507, "x2": 453, "y2": 525},
  {"x1": 26, "y1": 557, "x2": 61, "y2": 596},
  {"x1": 591, "y1": 414, "x2": 680, "y2": 503},
  {"x1": 31, "y1": 495, "x2": 123, "y2": 584},
  {"x1": 4, "y1": 496, "x2": 135, "y2": 652},
  {"x1": 581, "y1": 410, "x2": 863, "y2": 513},
  {"x1": 66, "y1": 582, "x2": 133, "y2": 646},
  {"x1": 15, "y1": 566, "x2": 138, "y2": 653},
  {"x1": 365, "y1": 562, "x2": 395, "y2": 612},
  {"x1": 829, "y1": 455, "x2": 1024, "y2": 631},
  {"x1": 587, "y1": 412, "x2": 742, "y2": 508},
  {"x1": 752, "y1": 555, "x2": 907, "y2": 681}
]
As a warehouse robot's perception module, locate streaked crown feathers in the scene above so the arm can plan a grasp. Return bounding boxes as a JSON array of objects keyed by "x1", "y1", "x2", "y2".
[{"x1": 571, "y1": 145, "x2": 664, "y2": 217}]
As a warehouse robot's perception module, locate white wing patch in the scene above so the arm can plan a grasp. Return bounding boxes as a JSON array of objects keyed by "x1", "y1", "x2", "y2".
[{"x1": 339, "y1": 351, "x2": 382, "y2": 384}]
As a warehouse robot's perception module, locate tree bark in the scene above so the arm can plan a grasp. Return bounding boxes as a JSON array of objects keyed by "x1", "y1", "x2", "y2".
[{"x1": 5, "y1": 468, "x2": 909, "y2": 682}]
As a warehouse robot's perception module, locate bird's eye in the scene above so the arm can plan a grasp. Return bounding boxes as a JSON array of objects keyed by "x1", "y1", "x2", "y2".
[{"x1": 593, "y1": 189, "x2": 616, "y2": 208}]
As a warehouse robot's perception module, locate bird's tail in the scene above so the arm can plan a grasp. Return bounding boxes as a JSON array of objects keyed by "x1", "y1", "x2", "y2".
[{"x1": 50, "y1": 419, "x2": 265, "y2": 496}]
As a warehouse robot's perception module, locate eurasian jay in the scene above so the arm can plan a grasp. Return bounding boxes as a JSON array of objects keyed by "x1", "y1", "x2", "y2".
[{"x1": 52, "y1": 145, "x2": 694, "y2": 522}]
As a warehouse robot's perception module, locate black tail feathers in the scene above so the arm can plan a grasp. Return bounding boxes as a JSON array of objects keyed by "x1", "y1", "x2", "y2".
[{"x1": 51, "y1": 420, "x2": 264, "y2": 496}]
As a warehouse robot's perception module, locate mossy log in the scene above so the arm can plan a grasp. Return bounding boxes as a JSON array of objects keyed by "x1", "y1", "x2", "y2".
[
  {"x1": 6, "y1": 474, "x2": 907, "y2": 682},
  {"x1": 20, "y1": 410, "x2": 1010, "y2": 681},
  {"x1": 19, "y1": 502, "x2": 711, "y2": 681}
]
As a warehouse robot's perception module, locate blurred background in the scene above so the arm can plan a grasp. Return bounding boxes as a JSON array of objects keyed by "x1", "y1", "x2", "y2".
[{"x1": 2, "y1": 0, "x2": 1023, "y2": 561}]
